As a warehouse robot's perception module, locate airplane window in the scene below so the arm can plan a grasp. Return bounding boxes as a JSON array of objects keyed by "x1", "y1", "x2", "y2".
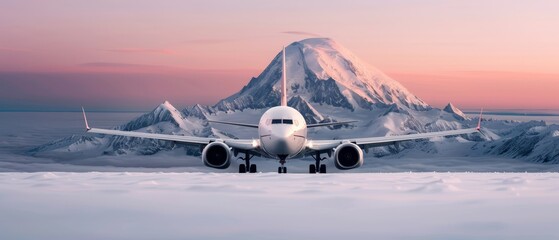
[
  {"x1": 283, "y1": 119, "x2": 293, "y2": 124},
  {"x1": 271, "y1": 119, "x2": 282, "y2": 124}
]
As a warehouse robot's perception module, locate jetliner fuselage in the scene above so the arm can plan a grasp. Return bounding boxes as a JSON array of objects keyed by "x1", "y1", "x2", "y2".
[{"x1": 258, "y1": 106, "x2": 307, "y2": 160}]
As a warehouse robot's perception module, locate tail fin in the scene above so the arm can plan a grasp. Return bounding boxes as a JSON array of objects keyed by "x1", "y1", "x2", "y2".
[{"x1": 281, "y1": 46, "x2": 287, "y2": 106}]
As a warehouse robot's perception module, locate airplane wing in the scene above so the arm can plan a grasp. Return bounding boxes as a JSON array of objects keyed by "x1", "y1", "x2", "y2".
[
  {"x1": 307, "y1": 110, "x2": 484, "y2": 152},
  {"x1": 307, "y1": 127, "x2": 481, "y2": 152},
  {"x1": 82, "y1": 108, "x2": 258, "y2": 151}
]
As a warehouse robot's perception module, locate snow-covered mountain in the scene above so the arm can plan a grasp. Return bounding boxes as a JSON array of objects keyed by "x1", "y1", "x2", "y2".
[
  {"x1": 31, "y1": 101, "x2": 212, "y2": 157},
  {"x1": 443, "y1": 103, "x2": 468, "y2": 121},
  {"x1": 29, "y1": 38, "x2": 558, "y2": 166},
  {"x1": 216, "y1": 38, "x2": 430, "y2": 112}
]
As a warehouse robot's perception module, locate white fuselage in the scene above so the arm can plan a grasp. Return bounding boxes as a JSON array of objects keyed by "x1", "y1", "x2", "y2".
[{"x1": 258, "y1": 106, "x2": 307, "y2": 160}]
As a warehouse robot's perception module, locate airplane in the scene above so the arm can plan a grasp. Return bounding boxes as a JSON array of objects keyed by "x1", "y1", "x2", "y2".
[{"x1": 81, "y1": 47, "x2": 483, "y2": 174}]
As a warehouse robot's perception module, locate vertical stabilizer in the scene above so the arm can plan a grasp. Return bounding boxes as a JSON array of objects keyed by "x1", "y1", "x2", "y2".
[{"x1": 280, "y1": 46, "x2": 287, "y2": 106}]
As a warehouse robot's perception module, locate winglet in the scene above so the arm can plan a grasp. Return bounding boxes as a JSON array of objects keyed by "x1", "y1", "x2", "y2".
[
  {"x1": 476, "y1": 108, "x2": 483, "y2": 131},
  {"x1": 280, "y1": 46, "x2": 287, "y2": 106},
  {"x1": 81, "y1": 107, "x2": 91, "y2": 131}
]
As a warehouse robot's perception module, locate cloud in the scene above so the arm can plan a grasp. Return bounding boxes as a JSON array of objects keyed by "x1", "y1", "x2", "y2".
[
  {"x1": 77, "y1": 62, "x2": 176, "y2": 73},
  {"x1": 281, "y1": 31, "x2": 321, "y2": 37},
  {"x1": 0, "y1": 47, "x2": 31, "y2": 52},
  {"x1": 101, "y1": 48, "x2": 177, "y2": 55},
  {"x1": 79, "y1": 62, "x2": 159, "y2": 68},
  {"x1": 182, "y1": 38, "x2": 235, "y2": 45}
]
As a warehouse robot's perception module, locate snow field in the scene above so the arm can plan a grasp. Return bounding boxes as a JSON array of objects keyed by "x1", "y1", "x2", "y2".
[{"x1": 0, "y1": 172, "x2": 558, "y2": 240}]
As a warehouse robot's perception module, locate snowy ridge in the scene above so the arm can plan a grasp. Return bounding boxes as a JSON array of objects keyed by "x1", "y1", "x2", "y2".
[
  {"x1": 183, "y1": 104, "x2": 213, "y2": 120},
  {"x1": 287, "y1": 96, "x2": 325, "y2": 124},
  {"x1": 443, "y1": 102, "x2": 468, "y2": 120},
  {"x1": 119, "y1": 101, "x2": 189, "y2": 131},
  {"x1": 31, "y1": 101, "x2": 212, "y2": 157},
  {"x1": 486, "y1": 121, "x2": 559, "y2": 163},
  {"x1": 28, "y1": 101, "x2": 559, "y2": 164}
]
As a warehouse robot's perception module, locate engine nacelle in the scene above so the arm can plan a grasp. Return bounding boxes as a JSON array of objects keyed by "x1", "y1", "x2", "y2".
[
  {"x1": 202, "y1": 142, "x2": 231, "y2": 169},
  {"x1": 333, "y1": 143, "x2": 364, "y2": 170}
]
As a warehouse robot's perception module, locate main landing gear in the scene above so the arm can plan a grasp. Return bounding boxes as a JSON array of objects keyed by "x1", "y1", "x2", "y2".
[
  {"x1": 309, "y1": 152, "x2": 327, "y2": 174},
  {"x1": 238, "y1": 152, "x2": 257, "y2": 173}
]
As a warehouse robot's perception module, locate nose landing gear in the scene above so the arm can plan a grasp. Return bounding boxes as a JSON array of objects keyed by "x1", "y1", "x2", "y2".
[{"x1": 277, "y1": 155, "x2": 288, "y2": 174}]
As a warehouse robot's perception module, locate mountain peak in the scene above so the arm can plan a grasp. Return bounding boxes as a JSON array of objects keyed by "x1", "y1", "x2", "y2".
[
  {"x1": 183, "y1": 104, "x2": 212, "y2": 120},
  {"x1": 121, "y1": 101, "x2": 188, "y2": 131},
  {"x1": 443, "y1": 103, "x2": 467, "y2": 120},
  {"x1": 215, "y1": 38, "x2": 430, "y2": 112}
]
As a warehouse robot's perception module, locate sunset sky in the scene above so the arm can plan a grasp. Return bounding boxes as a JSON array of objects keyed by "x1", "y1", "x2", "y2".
[{"x1": 1, "y1": 0, "x2": 558, "y2": 111}]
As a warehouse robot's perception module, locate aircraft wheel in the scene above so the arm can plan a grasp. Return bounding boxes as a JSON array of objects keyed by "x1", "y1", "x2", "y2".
[
  {"x1": 239, "y1": 164, "x2": 246, "y2": 173},
  {"x1": 249, "y1": 164, "x2": 257, "y2": 173},
  {"x1": 309, "y1": 164, "x2": 316, "y2": 174},
  {"x1": 319, "y1": 164, "x2": 326, "y2": 174},
  {"x1": 282, "y1": 167, "x2": 287, "y2": 174},
  {"x1": 278, "y1": 167, "x2": 282, "y2": 174}
]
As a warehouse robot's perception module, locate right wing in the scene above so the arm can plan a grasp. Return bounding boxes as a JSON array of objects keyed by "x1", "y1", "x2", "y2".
[{"x1": 82, "y1": 108, "x2": 258, "y2": 151}]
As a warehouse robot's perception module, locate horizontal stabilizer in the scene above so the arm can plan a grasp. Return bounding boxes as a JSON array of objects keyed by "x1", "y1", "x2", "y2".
[
  {"x1": 207, "y1": 120, "x2": 259, "y2": 128},
  {"x1": 307, "y1": 120, "x2": 357, "y2": 128}
]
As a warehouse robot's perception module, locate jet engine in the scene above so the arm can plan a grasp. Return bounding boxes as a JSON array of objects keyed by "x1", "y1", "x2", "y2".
[
  {"x1": 202, "y1": 142, "x2": 231, "y2": 169},
  {"x1": 333, "y1": 143, "x2": 363, "y2": 170}
]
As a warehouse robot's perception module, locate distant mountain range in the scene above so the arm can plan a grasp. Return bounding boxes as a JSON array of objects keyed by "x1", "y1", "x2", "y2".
[{"x1": 30, "y1": 38, "x2": 559, "y2": 164}]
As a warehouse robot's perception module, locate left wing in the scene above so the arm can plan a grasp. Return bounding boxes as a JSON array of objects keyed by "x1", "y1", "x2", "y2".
[
  {"x1": 307, "y1": 127, "x2": 481, "y2": 151},
  {"x1": 82, "y1": 108, "x2": 258, "y2": 151},
  {"x1": 308, "y1": 110, "x2": 484, "y2": 152}
]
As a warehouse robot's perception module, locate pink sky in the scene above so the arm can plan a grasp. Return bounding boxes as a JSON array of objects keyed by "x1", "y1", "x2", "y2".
[{"x1": 1, "y1": 0, "x2": 558, "y2": 111}]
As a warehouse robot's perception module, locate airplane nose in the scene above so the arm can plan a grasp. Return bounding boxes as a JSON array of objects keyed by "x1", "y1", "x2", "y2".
[
  {"x1": 270, "y1": 129, "x2": 293, "y2": 155},
  {"x1": 275, "y1": 139, "x2": 290, "y2": 154},
  {"x1": 272, "y1": 129, "x2": 292, "y2": 139}
]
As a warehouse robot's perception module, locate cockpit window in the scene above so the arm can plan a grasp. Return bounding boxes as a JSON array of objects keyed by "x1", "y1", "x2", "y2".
[
  {"x1": 282, "y1": 119, "x2": 293, "y2": 124},
  {"x1": 271, "y1": 119, "x2": 293, "y2": 124}
]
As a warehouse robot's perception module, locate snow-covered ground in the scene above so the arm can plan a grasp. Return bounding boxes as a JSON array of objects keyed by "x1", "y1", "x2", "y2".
[{"x1": 0, "y1": 172, "x2": 558, "y2": 240}]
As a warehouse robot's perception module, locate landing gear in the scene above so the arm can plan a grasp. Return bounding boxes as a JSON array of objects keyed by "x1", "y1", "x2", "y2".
[
  {"x1": 319, "y1": 164, "x2": 327, "y2": 174},
  {"x1": 309, "y1": 164, "x2": 326, "y2": 174},
  {"x1": 238, "y1": 152, "x2": 256, "y2": 173},
  {"x1": 278, "y1": 155, "x2": 288, "y2": 174},
  {"x1": 310, "y1": 152, "x2": 327, "y2": 174},
  {"x1": 249, "y1": 164, "x2": 257, "y2": 173}
]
